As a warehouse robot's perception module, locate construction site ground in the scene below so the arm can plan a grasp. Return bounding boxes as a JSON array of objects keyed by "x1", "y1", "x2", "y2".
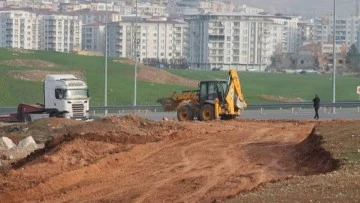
[{"x1": 0, "y1": 116, "x2": 359, "y2": 202}]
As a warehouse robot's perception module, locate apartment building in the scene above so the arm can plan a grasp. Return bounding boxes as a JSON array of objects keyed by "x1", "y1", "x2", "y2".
[
  {"x1": 137, "y1": 3, "x2": 167, "y2": 16},
  {"x1": 82, "y1": 22, "x2": 105, "y2": 53},
  {"x1": 185, "y1": 12, "x2": 300, "y2": 71},
  {"x1": 6, "y1": 0, "x2": 58, "y2": 11},
  {"x1": 107, "y1": 17, "x2": 188, "y2": 66},
  {"x1": 70, "y1": 9, "x2": 121, "y2": 24},
  {"x1": 298, "y1": 19, "x2": 314, "y2": 45},
  {"x1": 0, "y1": 9, "x2": 39, "y2": 49},
  {"x1": 234, "y1": 5, "x2": 264, "y2": 14},
  {"x1": 314, "y1": 16, "x2": 360, "y2": 47},
  {"x1": 272, "y1": 15, "x2": 300, "y2": 54},
  {"x1": 38, "y1": 13, "x2": 82, "y2": 52},
  {"x1": 0, "y1": 9, "x2": 82, "y2": 52},
  {"x1": 199, "y1": 1, "x2": 232, "y2": 13},
  {"x1": 59, "y1": 2, "x2": 91, "y2": 13},
  {"x1": 167, "y1": 0, "x2": 200, "y2": 17},
  {"x1": 59, "y1": 1, "x2": 131, "y2": 15},
  {"x1": 0, "y1": 0, "x2": 6, "y2": 8}
]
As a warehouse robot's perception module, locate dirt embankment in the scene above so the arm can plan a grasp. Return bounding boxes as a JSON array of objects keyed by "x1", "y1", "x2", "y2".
[
  {"x1": 114, "y1": 59, "x2": 199, "y2": 88},
  {"x1": 8, "y1": 70, "x2": 84, "y2": 82},
  {"x1": 260, "y1": 94, "x2": 305, "y2": 102},
  {"x1": 0, "y1": 59, "x2": 84, "y2": 82},
  {"x1": 0, "y1": 117, "x2": 339, "y2": 203},
  {"x1": 0, "y1": 59, "x2": 58, "y2": 68}
]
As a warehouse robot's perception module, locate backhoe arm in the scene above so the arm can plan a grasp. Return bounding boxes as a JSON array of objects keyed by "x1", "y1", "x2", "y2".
[{"x1": 224, "y1": 70, "x2": 247, "y2": 114}]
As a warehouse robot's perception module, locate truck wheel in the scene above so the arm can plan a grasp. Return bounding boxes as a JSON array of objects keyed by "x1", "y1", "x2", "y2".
[
  {"x1": 200, "y1": 104, "x2": 215, "y2": 121},
  {"x1": 177, "y1": 105, "x2": 194, "y2": 121},
  {"x1": 49, "y1": 112, "x2": 57, "y2": 118},
  {"x1": 24, "y1": 114, "x2": 32, "y2": 123}
]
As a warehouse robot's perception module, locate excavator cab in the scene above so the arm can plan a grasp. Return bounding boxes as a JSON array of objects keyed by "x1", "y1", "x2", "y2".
[
  {"x1": 197, "y1": 80, "x2": 228, "y2": 121},
  {"x1": 198, "y1": 80, "x2": 228, "y2": 105}
]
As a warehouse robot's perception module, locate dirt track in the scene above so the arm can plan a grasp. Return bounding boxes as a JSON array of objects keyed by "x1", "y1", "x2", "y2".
[{"x1": 0, "y1": 117, "x2": 337, "y2": 202}]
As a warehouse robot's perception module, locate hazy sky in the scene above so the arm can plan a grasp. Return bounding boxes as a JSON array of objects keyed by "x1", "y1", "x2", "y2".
[{"x1": 236, "y1": 0, "x2": 358, "y2": 17}]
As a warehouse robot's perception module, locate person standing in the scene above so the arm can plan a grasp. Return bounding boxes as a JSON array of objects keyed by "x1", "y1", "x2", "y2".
[{"x1": 312, "y1": 94, "x2": 320, "y2": 120}]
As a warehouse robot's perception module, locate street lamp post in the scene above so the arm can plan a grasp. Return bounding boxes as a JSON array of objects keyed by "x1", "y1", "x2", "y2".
[
  {"x1": 332, "y1": 0, "x2": 336, "y2": 113},
  {"x1": 104, "y1": 0, "x2": 108, "y2": 115},
  {"x1": 134, "y1": 0, "x2": 138, "y2": 107}
]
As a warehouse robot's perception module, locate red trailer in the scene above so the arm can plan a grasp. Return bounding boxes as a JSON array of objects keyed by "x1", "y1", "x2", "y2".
[{"x1": 0, "y1": 103, "x2": 47, "y2": 122}]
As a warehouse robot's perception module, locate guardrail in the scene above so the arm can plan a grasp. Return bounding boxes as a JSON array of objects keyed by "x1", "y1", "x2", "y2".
[{"x1": 1, "y1": 101, "x2": 360, "y2": 116}]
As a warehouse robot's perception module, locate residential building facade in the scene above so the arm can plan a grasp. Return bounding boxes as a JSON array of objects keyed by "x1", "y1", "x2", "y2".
[
  {"x1": 70, "y1": 9, "x2": 121, "y2": 24},
  {"x1": 107, "y1": 17, "x2": 188, "y2": 66},
  {"x1": 82, "y1": 23, "x2": 105, "y2": 53},
  {"x1": 0, "y1": 9, "x2": 81, "y2": 52},
  {"x1": 137, "y1": 3, "x2": 167, "y2": 16},
  {"x1": 38, "y1": 14, "x2": 82, "y2": 52},
  {"x1": 185, "y1": 12, "x2": 300, "y2": 70},
  {"x1": 314, "y1": 16, "x2": 360, "y2": 47},
  {"x1": 0, "y1": 10, "x2": 39, "y2": 49}
]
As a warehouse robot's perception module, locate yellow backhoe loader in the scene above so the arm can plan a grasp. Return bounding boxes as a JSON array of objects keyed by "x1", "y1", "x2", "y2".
[{"x1": 158, "y1": 69, "x2": 247, "y2": 121}]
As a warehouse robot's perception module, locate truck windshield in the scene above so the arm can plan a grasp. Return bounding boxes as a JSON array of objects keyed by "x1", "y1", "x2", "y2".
[{"x1": 64, "y1": 89, "x2": 89, "y2": 99}]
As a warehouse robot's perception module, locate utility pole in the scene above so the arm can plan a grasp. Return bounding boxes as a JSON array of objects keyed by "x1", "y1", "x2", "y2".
[
  {"x1": 332, "y1": 0, "x2": 336, "y2": 113},
  {"x1": 133, "y1": 0, "x2": 138, "y2": 107},
  {"x1": 104, "y1": 0, "x2": 108, "y2": 115}
]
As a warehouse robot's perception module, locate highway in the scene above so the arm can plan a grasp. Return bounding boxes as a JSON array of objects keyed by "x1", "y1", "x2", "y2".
[
  {"x1": 94, "y1": 108, "x2": 360, "y2": 121},
  {"x1": 1, "y1": 107, "x2": 360, "y2": 122}
]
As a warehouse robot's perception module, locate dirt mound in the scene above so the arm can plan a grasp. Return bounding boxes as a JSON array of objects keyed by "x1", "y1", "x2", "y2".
[
  {"x1": 0, "y1": 118, "x2": 339, "y2": 203},
  {"x1": 9, "y1": 48, "x2": 34, "y2": 54},
  {"x1": 0, "y1": 59, "x2": 58, "y2": 68},
  {"x1": 260, "y1": 94, "x2": 305, "y2": 102},
  {"x1": 294, "y1": 128, "x2": 340, "y2": 175},
  {"x1": 114, "y1": 59, "x2": 199, "y2": 87},
  {"x1": 8, "y1": 70, "x2": 84, "y2": 81}
]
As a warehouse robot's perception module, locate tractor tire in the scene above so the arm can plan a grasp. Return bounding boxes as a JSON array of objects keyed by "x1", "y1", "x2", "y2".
[
  {"x1": 177, "y1": 105, "x2": 194, "y2": 121},
  {"x1": 199, "y1": 104, "x2": 215, "y2": 121},
  {"x1": 220, "y1": 115, "x2": 237, "y2": 120}
]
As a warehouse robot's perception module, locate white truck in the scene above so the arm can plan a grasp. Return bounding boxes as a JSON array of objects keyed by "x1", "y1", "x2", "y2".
[
  {"x1": 44, "y1": 74, "x2": 90, "y2": 119},
  {"x1": 0, "y1": 74, "x2": 90, "y2": 122}
]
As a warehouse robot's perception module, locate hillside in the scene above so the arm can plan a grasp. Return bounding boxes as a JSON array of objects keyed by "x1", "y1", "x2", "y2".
[
  {"x1": 1, "y1": 48, "x2": 360, "y2": 107},
  {"x1": 0, "y1": 48, "x2": 195, "y2": 107},
  {"x1": 167, "y1": 69, "x2": 360, "y2": 103}
]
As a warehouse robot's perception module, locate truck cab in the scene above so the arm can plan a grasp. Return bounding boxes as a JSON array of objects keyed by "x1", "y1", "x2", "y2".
[{"x1": 44, "y1": 74, "x2": 89, "y2": 119}]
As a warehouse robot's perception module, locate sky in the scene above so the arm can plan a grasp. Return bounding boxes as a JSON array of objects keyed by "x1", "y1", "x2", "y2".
[{"x1": 236, "y1": 0, "x2": 358, "y2": 17}]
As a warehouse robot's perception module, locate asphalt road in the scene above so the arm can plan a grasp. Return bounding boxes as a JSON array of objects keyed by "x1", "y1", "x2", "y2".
[
  {"x1": 93, "y1": 107, "x2": 360, "y2": 121},
  {"x1": 2, "y1": 107, "x2": 360, "y2": 121}
]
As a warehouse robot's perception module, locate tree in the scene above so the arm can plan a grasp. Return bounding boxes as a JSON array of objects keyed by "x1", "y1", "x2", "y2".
[
  {"x1": 270, "y1": 43, "x2": 285, "y2": 69},
  {"x1": 346, "y1": 44, "x2": 360, "y2": 72}
]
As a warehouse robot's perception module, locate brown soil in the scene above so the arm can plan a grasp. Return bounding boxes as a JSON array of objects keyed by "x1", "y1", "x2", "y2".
[
  {"x1": 260, "y1": 94, "x2": 305, "y2": 102},
  {"x1": 0, "y1": 116, "x2": 339, "y2": 203},
  {"x1": 0, "y1": 59, "x2": 58, "y2": 68},
  {"x1": 114, "y1": 59, "x2": 199, "y2": 87},
  {"x1": 9, "y1": 48, "x2": 34, "y2": 54},
  {"x1": 8, "y1": 70, "x2": 84, "y2": 82}
]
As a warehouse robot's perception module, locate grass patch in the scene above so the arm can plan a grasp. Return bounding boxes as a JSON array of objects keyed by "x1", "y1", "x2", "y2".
[
  {"x1": 0, "y1": 48, "x2": 190, "y2": 107},
  {"x1": 1, "y1": 48, "x2": 360, "y2": 107},
  {"x1": 168, "y1": 69, "x2": 360, "y2": 102}
]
